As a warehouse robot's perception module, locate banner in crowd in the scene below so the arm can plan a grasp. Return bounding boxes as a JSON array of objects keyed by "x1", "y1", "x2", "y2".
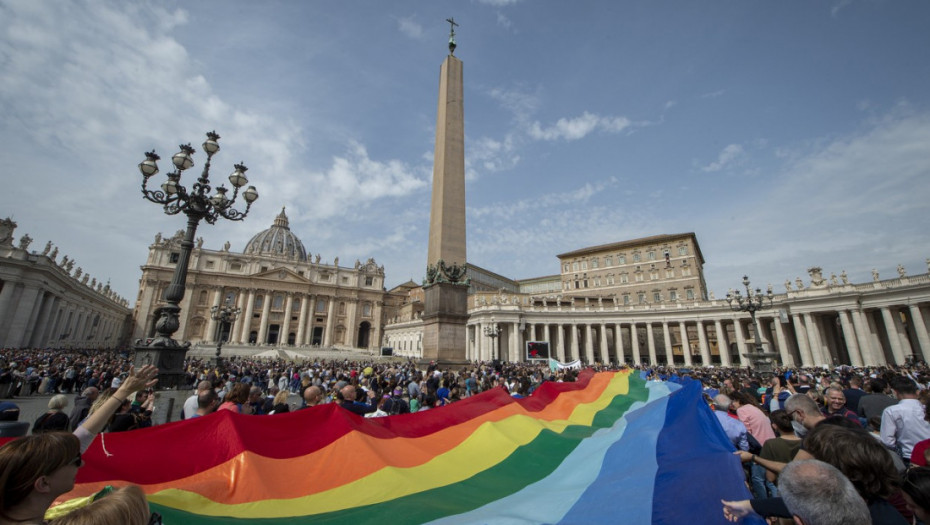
[
  {"x1": 547, "y1": 358, "x2": 582, "y2": 371},
  {"x1": 55, "y1": 370, "x2": 758, "y2": 524}
]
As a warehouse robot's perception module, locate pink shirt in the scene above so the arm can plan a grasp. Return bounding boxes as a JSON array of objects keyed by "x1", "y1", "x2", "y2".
[{"x1": 736, "y1": 404, "x2": 776, "y2": 444}]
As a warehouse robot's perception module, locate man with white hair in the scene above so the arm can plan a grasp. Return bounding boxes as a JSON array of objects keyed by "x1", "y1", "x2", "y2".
[
  {"x1": 779, "y1": 460, "x2": 871, "y2": 525},
  {"x1": 68, "y1": 386, "x2": 98, "y2": 430},
  {"x1": 712, "y1": 394, "x2": 749, "y2": 451}
]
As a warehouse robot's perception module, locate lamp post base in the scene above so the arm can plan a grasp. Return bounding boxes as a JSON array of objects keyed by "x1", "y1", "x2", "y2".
[{"x1": 134, "y1": 338, "x2": 190, "y2": 389}]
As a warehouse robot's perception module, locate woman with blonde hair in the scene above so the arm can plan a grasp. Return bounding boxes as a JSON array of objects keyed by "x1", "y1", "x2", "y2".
[
  {"x1": 269, "y1": 390, "x2": 290, "y2": 414},
  {"x1": 51, "y1": 485, "x2": 153, "y2": 525},
  {"x1": 33, "y1": 394, "x2": 70, "y2": 434}
]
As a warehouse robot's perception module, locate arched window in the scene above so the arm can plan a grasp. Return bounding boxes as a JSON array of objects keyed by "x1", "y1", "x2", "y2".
[{"x1": 198, "y1": 290, "x2": 208, "y2": 305}]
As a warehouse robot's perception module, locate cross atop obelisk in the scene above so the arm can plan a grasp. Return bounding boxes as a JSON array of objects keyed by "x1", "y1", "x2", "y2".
[
  {"x1": 421, "y1": 18, "x2": 468, "y2": 362},
  {"x1": 446, "y1": 17, "x2": 458, "y2": 55}
]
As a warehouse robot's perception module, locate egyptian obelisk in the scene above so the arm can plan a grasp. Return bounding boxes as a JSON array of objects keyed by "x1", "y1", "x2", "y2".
[{"x1": 421, "y1": 18, "x2": 468, "y2": 362}]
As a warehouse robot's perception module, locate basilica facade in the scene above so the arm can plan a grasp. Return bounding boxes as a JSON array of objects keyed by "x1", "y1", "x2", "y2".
[{"x1": 131, "y1": 209, "x2": 391, "y2": 351}]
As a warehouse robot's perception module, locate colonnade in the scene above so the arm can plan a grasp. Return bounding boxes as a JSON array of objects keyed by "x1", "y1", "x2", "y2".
[
  {"x1": 0, "y1": 279, "x2": 128, "y2": 349},
  {"x1": 463, "y1": 298, "x2": 930, "y2": 368}
]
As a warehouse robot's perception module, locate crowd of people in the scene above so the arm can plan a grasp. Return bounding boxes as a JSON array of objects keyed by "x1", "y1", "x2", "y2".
[{"x1": 5, "y1": 346, "x2": 930, "y2": 523}]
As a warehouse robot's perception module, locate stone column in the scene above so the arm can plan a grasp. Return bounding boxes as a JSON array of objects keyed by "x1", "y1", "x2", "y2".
[
  {"x1": 678, "y1": 321, "x2": 692, "y2": 366},
  {"x1": 803, "y1": 313, "x2": 827, "y2": 365},
  {"x1": 599, "y1": 323, "x2": 610, "y2": 363},
  {"x1": 733, "y1": 320, "x2": 749, "y2": 366},
  {"x1": 324, "y1": 297, "x2": 336, "y2": 347},
  {"x1": 909, "y1": 305, "x2": 930, "y2": 363},
  {"x1": 38, "y1": 296, "x2": 62, "y2": 346},
  {"x1": 239, "y1": 290, "x2": 256, "y2": 344},
  {"x1": 646, "y1": 323, "x2": 657, "y2": 365},
  {"x1": 205, "y1": 288, "x2": 224, "y2": 343},
  {"x1": 257, "y1": 292, "x2": 272, "y2": 345},
  {"x1": 584, "y1": 324, "x2": 594, "y2": 363},
  {"x1": 838, "y1": 310, "x2": 864, "y2": 366},
  {"x1": 570, "y1": 324, "x2": 580, "y2": 361},
  {"x1": 281, "y1": 294, "x2": 294, "y2": 345},
  {"x1": 346, "y1": 299, "x2": 358, "y2": 348},
  {"x1": 630, "y1": 323, "x2": 642, "y2": 365},
  {"x1": 791, "y1": 314, "x2": 814, "y2": 367},
  {"x1": 851, "y1": 309, "x2": 881, "y2": 365},
  {"x1": 880, "y1": 307, "x2": 906, "y2": 365},
  {"x1": 543, "y1": 323, "x2": 551, "y2": 345},
  {"x1": 295, "y1": 295, "x2": 309, "y2": 347},
  {"x1": 711, "y1": 320, "x2": 728, "y2": 367},
  {"x1": 614, "y1": 323, "x2": 625, "y2": 364},
  {"x1": 511, "y1": 322, "x2": 521, "y2": 362},
  {"x1": 696, "y1": 320, "x2": 711, "y2": 365},
  {"x1": 528, "y1": 322, "x2": 536, "y2": 343},
  {"x1": 0, "y1": 282, "x2": 17, "y2": 338},
  {"x1": 891, "y1": 308, "x2": 915, "y2": 363},
  {"x1": 662, "y1": 322, "x2": 674, "y2": 365},
  {"x1": 556, "y1": 324, "x2": 566, "y2": 362},
  {"x1": 304, "y1": 294, "x2": 317, "y2": 345},
  {"x1": 29, "y1": 293, "x2": 56, "y2": 348},
  {"x1": 772, "y1": 318, "x2": 795, "y2": 367},
  {"x1": 5, "y1": 285, "x2": 41, "y2": 348}
]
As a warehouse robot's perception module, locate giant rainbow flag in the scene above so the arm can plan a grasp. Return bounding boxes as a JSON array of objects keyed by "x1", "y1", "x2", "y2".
[{"x1": 53, "y1": 370, "x2": 760, "y2": 524}]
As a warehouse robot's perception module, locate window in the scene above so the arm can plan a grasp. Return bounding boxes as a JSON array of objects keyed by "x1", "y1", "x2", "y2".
[
  {"x1": 169, "y1": 252, "x2": 180, "y2": 263},
  {"x1": 623, "y1": 295, "x2": 630, "y2": 305},
  {"x1": 594, "y1": 277, "x2": 601, "y2": 286},
  {"x1": 686, "y1": 289, "x2": 695, "y2": 300},
  {"x1": 638, "y1": 293, "x2": 646, "y2": 304},
  {"x1": 650, "y1": 271, "x2": 658, "y2": 280},
  {"x1": 339, "y1": 302, "x2": 346, "y2": 315},
  {"x1": 365, "y1": 276, "x2": 374, "y2": 286},
  {"x1": 591, "y1": 258, "x2": 598, "y2": 269},
  {"x1": 230, "y1": 262, "x2": 242, "y2": 271},
  {"x1": 254, "y1": 295, "x2": 263, "y2": 309},
  {"x1": 679, "y1": 246, "x2": 688, "y2": 255},
  {"x1": 292, "y1": 299, "x2": 300, "y2": 312},
  {"x1": 574, "y1": 280, "x2": 580, "y2": 289},
  {"x1": 205, "y1": 260, "x2": 215, "y2": 269},
  {"x1": 272, "y1": 295, "x2": 284, "y2": 309},
  {"x1": 648, "y1": 250, "x2": 656, "y2": 260},
  {"x1": 666, "y1": 269, "x2": 675, "y2": 278},
  {"x1": 563, "y1": 263, "x2": 570, "y2": 273},
  {"x1": 572, "y1": 262, "x2": 579, "y2": 271},
  {"x1": 198, "y1": 290, "x2": 208, "y2": 305},
  {"x1": 653, "y1": 292, "x2": 662, "y2": 302},
  {"x1": 316, "y1": 299, "x2": 326, "y2": 312},
  {"x1": 363, "y1": 303, "x2": 372, "y2": 316},
  {"x1": 342, "y1": 276, "x2": 349, "y2": 284},
  {"x1": 620, "y1": 273, "x2": 629, "y2": 283},
  {"x1": 581, "y1": 261, "x2": 588, "y2": 270},
  {"x1": 261, "y1": 266, "x2": 268, "y2": 272},
  {"x1": 670, "y1": 290, "x2": 678, "y2": 301},
  {"x1": 683, "y1": 267, "x2": 692, "y2": 277},
  {"x1": 583, "y1": 278, "x2": 589, "y2": 288},
  {"x1": 635, "y1": 273, "x2": 644, "y2": 282},
  {"x1": 605, "y1": 256, "x2": 612, "y2": 266},
  {"x1": 607, "y1": 275, "x2": 615, "y2": 285},
  {"x1": 619, "y1": 255, "x2": 626, "y2": 264},
  {"x1": 225, "y1": 292, "x2": 236, "y2": 305},
  {"x1": 633, "y1": 253, "x2": 641, "y2": 262}
]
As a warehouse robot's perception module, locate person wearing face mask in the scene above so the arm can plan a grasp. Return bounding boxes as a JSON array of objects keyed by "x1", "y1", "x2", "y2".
[{"x1": 735, "y1": 394, "x2": 826, "y2": 476}]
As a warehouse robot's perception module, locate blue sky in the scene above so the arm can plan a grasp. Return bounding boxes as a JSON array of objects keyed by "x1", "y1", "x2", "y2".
[{"x1": 1, "y1": 0, "x2": 929, "y2": 304}]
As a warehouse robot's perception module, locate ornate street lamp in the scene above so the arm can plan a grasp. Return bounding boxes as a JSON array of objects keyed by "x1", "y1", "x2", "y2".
[
  {"x1": 210, "y1": 300, "x2": 241, "y2": 367},
  {"x1": 484, "y1": 319, "x2": 501, "y2": 361},
  {"x1": 726, "y1": 275, "x2": 778, "y2": 374},
  {"x1": 134, "y1": 131, "x2": 258, "y2": 388}
]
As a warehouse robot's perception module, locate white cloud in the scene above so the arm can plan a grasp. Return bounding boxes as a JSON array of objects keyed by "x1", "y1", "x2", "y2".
[
  {"x1": 396, "y1": 15, "x2": 424, "y2": 39},
  {"x1": 701, "y1": 143, "x2": 744, "y2": 172},
  {"x1": 478, "y1": 0, "x2": 523, "y2": 6},
  {"x1": 528, "y1": 111, "x2": 632, "y2": 141},
  {"x1": 496, "y1": 12, "x2": 513, "y2": 29}
]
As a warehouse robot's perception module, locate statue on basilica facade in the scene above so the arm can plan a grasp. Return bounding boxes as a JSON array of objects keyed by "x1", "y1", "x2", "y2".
[
  {"x1": 795, "y1": 277, "x2": 804, "y2": 290},
  {"x1": 840, "y1": 270, "x2": 849, "y2": 284},
  {"x1": 42, "y1": 241, "x2": 51, "y2": 255},
  {"x1": 785, "y1": 280, "x2": 792, "y2": 292},
  {"x1": 49, "y1": 247, "x2": 58, "y2": 261},
  {"x1": 897, "y1": 264, "x2": 907, "y2": 278},
  {"x1": 872, "y1": 268, "x2": 880, "y2": 282},
  {"x1": 18, "y1": 233, "x2": 32, "y2": 251},
  {"x1": 830, "y1": 273, "x2": 839, "y2": 286}
]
